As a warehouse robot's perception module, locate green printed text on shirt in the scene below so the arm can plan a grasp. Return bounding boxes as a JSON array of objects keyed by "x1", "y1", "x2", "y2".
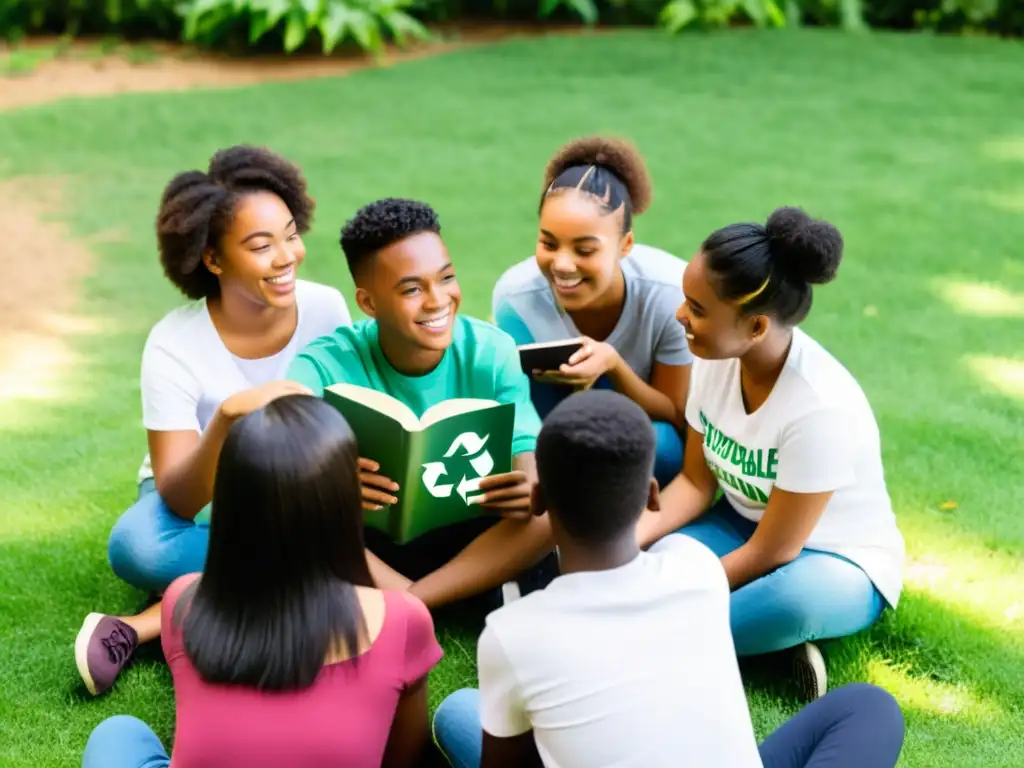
[{"x1": 699, "y1": 411, "x2": 775, "y2": 504}]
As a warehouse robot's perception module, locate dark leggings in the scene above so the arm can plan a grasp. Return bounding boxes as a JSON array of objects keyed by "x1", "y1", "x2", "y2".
[
  {"x1": 432, "y1": 683, "x2": 905, "y2": 768},
  {"x1": 759, "y1": 683, "x2": 905, "y2": 768}
]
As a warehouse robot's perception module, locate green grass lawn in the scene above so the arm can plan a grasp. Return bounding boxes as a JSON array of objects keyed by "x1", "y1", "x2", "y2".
[{"x1": 1, "y1": 27, "x2": 1022, "y2": 767}]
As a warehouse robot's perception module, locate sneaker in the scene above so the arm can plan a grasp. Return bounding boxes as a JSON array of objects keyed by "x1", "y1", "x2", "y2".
[
  {"x1": 792, "y1": 642, "x2": 827, "y2": 701},
  {"x1": 74, "y1": 613, "x2": 138, "y2": 696}
]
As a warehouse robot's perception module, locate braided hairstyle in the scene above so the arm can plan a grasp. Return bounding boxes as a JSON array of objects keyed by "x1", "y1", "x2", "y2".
[
  {"x1": 156, "y1": 145, "x2": 315, "y2": 300},
  {"x1": 539, "y1": 135, "x2": 654, "y2": 234}
]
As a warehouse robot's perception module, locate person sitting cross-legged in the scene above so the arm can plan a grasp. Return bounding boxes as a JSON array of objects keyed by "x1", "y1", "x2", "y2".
[
  {"x1": 639, "y1": 206, "x2": 905, "y2": 700},
  {"x1": 286, "y1": 198, "x2": 555, "y2": 612},
  {"x1": 492, "y1": 135, "x2": 692, "y2": 488},
  {"x1": 431, "y1": 389, "x2": 906, "y2": 768},
  {"x1": 73, "y1": 145, "x2": 352, "y2": 697}
]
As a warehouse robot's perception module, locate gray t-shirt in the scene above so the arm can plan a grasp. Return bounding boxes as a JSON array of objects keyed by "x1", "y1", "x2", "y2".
[{"x1": 491, "y1": 243, "x2": 693, "y2": 383}]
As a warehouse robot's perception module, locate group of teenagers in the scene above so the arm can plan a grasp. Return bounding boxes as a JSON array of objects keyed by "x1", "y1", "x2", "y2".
[{"x1": 75, "y1": 135, "x2": 908, "y2": 768}]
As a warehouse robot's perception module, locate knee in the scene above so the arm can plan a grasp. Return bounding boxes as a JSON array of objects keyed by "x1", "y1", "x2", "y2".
[
  {"x1": 107, "y1": 497, "x2": 177, "y2": 592},
  {"x1": 433, "y1": 688, "x2": 480, "y2": 738},
  {"x1": 84, "y1": 714, "x2": 146, "y2": 752},
  {"x1": 833, "y1": 683, "x2": 904, "y2": 723},
  {"x1": 435, "y1": 688, "x2": 479, "y2": 725}
]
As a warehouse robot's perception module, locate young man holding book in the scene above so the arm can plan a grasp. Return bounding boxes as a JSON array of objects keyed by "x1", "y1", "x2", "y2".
[
  {"x1": 431, "y1": 390, "x2": 906, "y2": 768},
  {"x1": 287, "y1": 198, "x2": 554, "y2": 611}
]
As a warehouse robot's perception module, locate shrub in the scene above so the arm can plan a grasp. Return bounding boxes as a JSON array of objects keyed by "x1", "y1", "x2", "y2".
[
  {"x1": 178, "y1": 0, "x2": 430, "y2": 54},
  {"x1": 0, "y1": 0, "x2": 1021, "y2": 55}
]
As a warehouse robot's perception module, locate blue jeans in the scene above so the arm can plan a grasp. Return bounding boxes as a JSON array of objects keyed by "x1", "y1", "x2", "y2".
[
  {"x1": 107, "y1": 478, "x2": 210, "y2": 594},
  {"x1": 652, "y1": 497, "x2": 885, "y2": 656},
  {"x1": 433, "y1": 684, "x2": 904, "y2": 768},
  {"x1": 83, "y1": 715, "x2": 170, "y2": 768},
  {"x1": 531, "y1": 378, "x2": 683, "y2": 488}
]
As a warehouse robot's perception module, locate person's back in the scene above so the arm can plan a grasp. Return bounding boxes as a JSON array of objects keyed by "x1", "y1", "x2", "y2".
[
  {"x1": 162, "y1": 578, "x2": 438, "y2": 768},
  {"x1": 479, "y1": 534, "x2": 759, "y2": 767},
  {"x1": 82, "y1": 395, "x2": 442, "y2": 768},
  {"x1": 432, "y1": 389, "x2": 762, "y2": 768}
]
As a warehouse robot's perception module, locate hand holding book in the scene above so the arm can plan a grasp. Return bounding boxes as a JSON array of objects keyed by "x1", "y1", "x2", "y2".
[
  {"x1": 530, "y1": 337, "x2": 621, "y2": 390},
  {"x1": 476, "y1": 470, "x2": 532, "y2": 520},
  {"x1": 358, "y1": 457, "x2": 400, "y2": 511}
]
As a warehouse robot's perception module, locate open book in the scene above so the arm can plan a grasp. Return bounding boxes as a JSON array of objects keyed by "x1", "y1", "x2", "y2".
[
  {"x1": 323, "y1": 384, "x2": 515, "y2": 544},
  {"x1": 517, "y1": 338, "x2": 585, "y2": 375}
]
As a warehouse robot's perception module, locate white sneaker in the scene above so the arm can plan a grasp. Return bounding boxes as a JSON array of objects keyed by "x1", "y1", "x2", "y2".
[
  {"x1": 500, "y1": 581, "x2": 522, "y2": 604},
  {"x1": 793, "y1": 642, "x2": 827, "y2": 700}
]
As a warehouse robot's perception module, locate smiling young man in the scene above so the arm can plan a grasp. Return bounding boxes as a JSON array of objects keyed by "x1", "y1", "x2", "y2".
[{"x1": 287, "y1": 198, "x2": 554, "y2": 611}]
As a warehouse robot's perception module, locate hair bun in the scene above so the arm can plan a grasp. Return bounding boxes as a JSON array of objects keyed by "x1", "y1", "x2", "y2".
[
  {"x1": 543, "y1": 135, "x2": 653, "y2": 214},
  {"x1": 765, "y1": 206, "x2": 843, "y2": 285}
]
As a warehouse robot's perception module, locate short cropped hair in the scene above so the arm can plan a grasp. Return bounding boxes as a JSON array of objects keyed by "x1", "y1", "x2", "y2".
[
  {"x1": 339, "y1": 197, "x2": 440, "y2": 281},
  {"x1": 536, "y1": 390, "x2": 655, "y2": 544}
]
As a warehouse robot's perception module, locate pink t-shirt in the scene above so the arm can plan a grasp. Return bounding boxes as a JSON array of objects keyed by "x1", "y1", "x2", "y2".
[{"x1": 160, "y1": 575, "x2": 443, "y2": 767}]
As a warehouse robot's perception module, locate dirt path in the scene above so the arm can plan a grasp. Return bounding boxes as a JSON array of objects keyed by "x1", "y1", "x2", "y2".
[
  {"x1": 0, "y1": 22, "x2": 590, "y2": 112},
  {"x1": 0, "y1": 23, "x2": 593, "y2": 406},
  {"x1": 0, "y1": 177, "x2": 110, "y2": 405}
]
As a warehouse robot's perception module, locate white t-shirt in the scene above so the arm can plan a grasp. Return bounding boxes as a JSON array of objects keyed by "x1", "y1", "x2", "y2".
[
  {"x1": 685, "y1": 327, "x2": 905, "y2": 607},
  {"x1": 136, "y1": 279, "x2": 352, "y2": 483},
  {"x1": 478, "y1": 536, "x2": 764, "y2": 768}
]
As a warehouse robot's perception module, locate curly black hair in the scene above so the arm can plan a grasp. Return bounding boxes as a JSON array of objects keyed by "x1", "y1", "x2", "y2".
[
  {"x1": 702, "y1": 206, "x2": 844, "y2": 327},
  {"x1": 156, "y1": 145, "x2": 315, "y2": 300},
  {"x1": 540, "y1": 135, "x2": 654, "y2": 235},
  {"x1": 339, "y1": 198, "x2": 441, "y2": 280},
  {"x1": 536, "y1": 389, "x2": 655, "y2": 545}
]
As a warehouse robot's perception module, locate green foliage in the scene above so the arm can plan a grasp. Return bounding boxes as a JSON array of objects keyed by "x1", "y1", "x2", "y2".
[
  {"x1": 178, "y1": 0, "x2": 431, "y2": 54},
  {"x1": 658, "y1": 0, "x2": 786, "y2": 32},
  {"x1": 0, "y1": 0, "x2": 1020, "y2": 59},
  {"x1": 864, "y1": 0, "x2": 1022, "y2": 35},
  {"x1": 0, "y1": 0, "x2": 179, "y2": 42}
]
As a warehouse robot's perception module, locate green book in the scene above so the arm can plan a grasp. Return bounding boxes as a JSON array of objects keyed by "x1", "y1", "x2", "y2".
[{"x1": 323, "y1": 383, "x2": 515, "y2": 544}]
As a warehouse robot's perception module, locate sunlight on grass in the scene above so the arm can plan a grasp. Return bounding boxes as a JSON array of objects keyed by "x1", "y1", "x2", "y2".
[
  {"x1": 931, "y1": 278, "x2": 1024, "y2": 319},
  {"x1": 962, "y1": 354, "x2": 1024, "y2": 402},
  {"x1": 902, "y1": 521, "x2": 1024, "y2": 635},
  {"x1": 981, "y1": 189, "x2": 1024, "y2": 213},
  {"x1": 868, "y1": 658, "x2": 1004, "y2": 721},
  {"x1": 980, "y1": 136, "x2": 1024, "y2": 163},
  {"x1": 0, "y1": 315, "x2": 107, "y2": 427},
  {"x1": 0, "y1": 503, "x2": 92, "y2": 543}
]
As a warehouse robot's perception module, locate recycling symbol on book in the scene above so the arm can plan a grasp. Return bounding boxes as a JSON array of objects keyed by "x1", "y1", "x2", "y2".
[{"x1": 421, "y1": 432, "x2": 494, "y2": 504}]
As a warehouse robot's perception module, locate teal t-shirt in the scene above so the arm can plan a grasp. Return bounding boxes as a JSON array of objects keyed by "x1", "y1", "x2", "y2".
[{"x1": 287, "y1": 315, "x2": 541, "y2": 456}]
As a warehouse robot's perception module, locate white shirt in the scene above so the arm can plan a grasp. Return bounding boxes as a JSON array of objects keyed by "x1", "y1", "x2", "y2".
[
  {"x1": 136, "y1": 279, "x2": 351, "y2": 483},
  {"x1": 685, "y1": 327, "x2": 905, "y2": 607},
  {"x1": 478, "y1": 536, "x2": 764, "y2": 768}
]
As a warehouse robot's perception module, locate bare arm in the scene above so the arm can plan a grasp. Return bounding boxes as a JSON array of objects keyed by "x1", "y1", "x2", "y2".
[
  {"x1": 607, "y1": 360, "x2": 690, "y2": 428},
  {"x1": 636, "y1": 425, "x2": 718, "y2": 548},
  {"x1": 151, "y1": 380, "x2": 311, "y2": 520},
  {"x1": 149, "y1": 415, "x2": 231, "y2": 521},
  {"x1": 721, "y1": 488, "x2": 832, "y2": 590},
  {"x1": 380, "y1": 676, "x2": 432, "y2": 768},
  {"x1": 481, "y1": 731, "x2": 543, "y2": 768}
]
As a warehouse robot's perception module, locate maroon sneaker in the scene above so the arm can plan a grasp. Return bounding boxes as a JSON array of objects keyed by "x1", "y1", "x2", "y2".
[{"x1": 75, "y1": 613, "x2": 138, "y2": 696}]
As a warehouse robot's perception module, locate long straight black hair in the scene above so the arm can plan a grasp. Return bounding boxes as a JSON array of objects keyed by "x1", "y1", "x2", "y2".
[{"x1": 173, "y1": 394, "x2": 373, "y2": 691}]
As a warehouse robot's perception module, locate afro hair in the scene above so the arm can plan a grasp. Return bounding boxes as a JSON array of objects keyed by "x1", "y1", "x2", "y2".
[{"x1": 156, "y1": 145, "x2": 314, "y2": 300}]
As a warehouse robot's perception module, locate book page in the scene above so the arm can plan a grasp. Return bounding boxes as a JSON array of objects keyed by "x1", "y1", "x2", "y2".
[
  {"x1": 420, "y1": 398, "x2": 500, "y2": 428},
  {"x1": 326, "y1": 384, "x2": 422, "y2": 432}
]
